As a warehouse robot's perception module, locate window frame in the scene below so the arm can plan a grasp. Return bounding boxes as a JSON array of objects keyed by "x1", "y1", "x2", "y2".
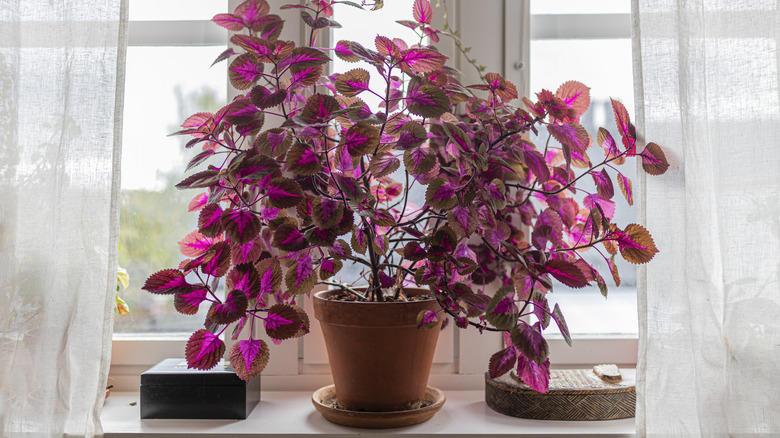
[{"x1": 109, "y1": 0, "x2": 639, "y2": 392}]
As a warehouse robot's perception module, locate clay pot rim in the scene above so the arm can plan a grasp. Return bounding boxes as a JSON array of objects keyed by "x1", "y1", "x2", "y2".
[{"x1": 313, "y1": 287, "x2": 435, "y2": 305}]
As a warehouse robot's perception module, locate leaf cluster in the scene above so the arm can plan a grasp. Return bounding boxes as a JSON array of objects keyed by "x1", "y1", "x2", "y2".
[{"x1": 142, "y1": 0, "x2": 668, "y2": 390}]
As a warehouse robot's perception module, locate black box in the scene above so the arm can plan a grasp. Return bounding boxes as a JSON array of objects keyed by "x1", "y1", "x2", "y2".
[{"x1": 140, "y1": 358, "x2": 260, "y2": 419}]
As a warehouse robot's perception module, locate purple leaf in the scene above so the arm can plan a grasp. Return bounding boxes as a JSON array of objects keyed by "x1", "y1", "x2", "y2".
[
  {"x1": 228, "y1": 338, "x2": 270, "y2": 382},
  {"x1": 617, "y1": 172, "x2": 633, "y2": 206},
  {"x1": 284, "y1": 257, "x2": 316, "y2": 295},
  {"x1": 424, "y1": 178, "x2": 458, "y2": 209},
  {"x1": 319, "y1": 258, "x2": 343, "y2": 280},
  {"x1": 226, "y1": 264, "x2": 260, "y2": 298},
  {"x1": 551, "y1": 303, "x2": 572, "y2": 347},
  {"x1": 255, "y1": 257, "x2": 282, "y2": 297},
  {"x1": 510, "y1": 322, "x2": 549, "y2": 365},
  {"x1": 178, "y1": 230, "x2": 217, "y2": 257},
  {"x1": 488, "y1": 347, "x2": 518, "y2": 379},
  {"x1": 143, "y1": 269, "x2": 192, "y2": 295},
  {"x1": 403, "y1": 241, "x2": 427, "y2": 261},
  {"x1": 277, "y1": 47, "x2": 330, "y2": 71},
  {"x1": 523, "y1": 149, "x2": 550, "y2": 183},
  {"x1": 286, "y1": 143, "x2": 321, "y2": 176},
  {"x1": 186, "y1": 329, "x2": 225, "y2": 370},
  {"x1": 400, "y1": 48, "x2": 447, "y2": 74},
  {"x1": 591, "y1": 169, "x2": 614, "y2": 200},
  {"x1": 198, "y1": 203, "x2": 223, "y2": 238},
  {"x1": 221, "y1": 208, "x2": 261, "y2": 245},
  {"x1": 584, "y1": 194, "x2": 616, "y2": 220},
  {"x1": 208, "y1": 290, "x2": 249, "y2": 324},
  {"x1": 516, "y1": 354, "x2": 550, "y2": 393},
  {"x1": 416, "y1": 309, "x2": 439, "y2": 329},
  {"x1": 341, "y1": 122, "x2": 380, "y2": 157},
  {"x1": 406, "y1": 85, "x2": 450, "y2": 118},
  {"x1": 334, "y1": 40, "x2": 360, "y2": 62},
  {"x1": 640, "y1": 142, "x2": 669, "y2": 175},
  {"x1": 174, "y1": 288, "x2": 209, "y2": 315},
  {"x1": 369, "y1": 153, "x2": 401, "y2": 178},
  {"x1": 272, "y1": 223, "x2": 308, "y2": 252},
  {"x1": 212, "y1": 13, "x2": 245, "y2": 31},
  {"x1": 404, "y1": 147, "x2": 436, "y2": 175},
  {"x1": 229, "y1": 53, "x2": 263, "y2": 90},
  {"x1": 265, "y1": 177, "x2": 303, "y2": 208},
  {"x1": 544, "y1": 258, "x2": 589, "y2": 289},
  {"x1": 335, "y1": 68, "x2": 370, "y2": 97},
  {"x1": 264, "y1": 303, "x2": 301, "y2": 340},
  {"x1": 413, "y1": 0, "x2": 433, "y2": 24},
  {"x1": 201, "y1": 241, "x2": 231, "y2": 277}
]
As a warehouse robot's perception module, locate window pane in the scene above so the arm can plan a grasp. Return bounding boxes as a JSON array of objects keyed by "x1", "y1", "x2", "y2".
[
  {"x1": 531, "y1": 39, "x2": 638, "y2": 335},
  {"x1": 129, "y1": 0, "x2": 225, "y2": 21},
  {"x1": 531, "y1": 0, "x2": 630, "y2": 15},
  {"x1": 115, "y1": 46, "x2": 226, "y2": 334}
]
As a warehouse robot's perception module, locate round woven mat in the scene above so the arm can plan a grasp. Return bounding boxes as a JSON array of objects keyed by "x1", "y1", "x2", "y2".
[{"x1": 485, "y1": 369, "x2": 636, "y2": 421}]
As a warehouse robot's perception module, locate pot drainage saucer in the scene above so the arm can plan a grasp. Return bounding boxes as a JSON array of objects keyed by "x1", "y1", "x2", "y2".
[{"x1": 312, "y1": 385, "x2": 445, "y2": 429}]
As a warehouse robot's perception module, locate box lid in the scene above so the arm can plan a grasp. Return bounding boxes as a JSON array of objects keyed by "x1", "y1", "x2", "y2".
[{"x1": 141, "y1": 358, "x2": 247, "y2": 387}]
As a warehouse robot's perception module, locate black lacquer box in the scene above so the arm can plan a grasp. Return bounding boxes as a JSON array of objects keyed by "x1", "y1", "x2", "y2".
[{"x1": 140, "y1": 358, "x2": 260, "y2": 419}]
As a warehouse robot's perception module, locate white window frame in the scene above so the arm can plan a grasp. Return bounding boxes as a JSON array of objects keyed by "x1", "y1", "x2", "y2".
[{"x1": 109, "y1": 0, "x2": 639, "y2": 392}]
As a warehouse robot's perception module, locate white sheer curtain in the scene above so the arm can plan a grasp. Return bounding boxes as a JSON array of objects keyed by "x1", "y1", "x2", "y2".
[
  {"x1": 632, "y1": 1, "x2": 780, "y2": 436},
  {"x1": 0, "y1": 1, "x2": 127, "y2": 436}
]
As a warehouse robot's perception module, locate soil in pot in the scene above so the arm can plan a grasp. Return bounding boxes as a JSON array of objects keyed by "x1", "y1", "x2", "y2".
[{"x1": 312, "y1": 287, "x2": 443, "y2": 415}]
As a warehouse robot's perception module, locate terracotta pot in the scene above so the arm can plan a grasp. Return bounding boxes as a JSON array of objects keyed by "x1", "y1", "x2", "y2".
[{"x1": 312, "y1": 288, "x2": 442, "y2": 412}]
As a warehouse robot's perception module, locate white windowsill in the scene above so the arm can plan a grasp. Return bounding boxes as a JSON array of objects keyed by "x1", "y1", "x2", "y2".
[{"x1": 102, "y1": 391, "x2": 635, "y2": 437}]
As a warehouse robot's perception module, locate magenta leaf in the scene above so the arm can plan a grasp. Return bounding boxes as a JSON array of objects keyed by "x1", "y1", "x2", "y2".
[
  {"x1": 255, "y1": 257, "x2": 282, "y2": 297},
  {"x1": 613, "y1": 223, "x2": 658, "y2": 264},
  {"x1": 319, "y1": 258, "x2": 343, "y2": 280},
  {"x1": 143, "y1": 269, "x2": 193, "y2": 295},
  {"x1": 178, "y1": 230, "x2": 217, "y2": 258},
  {"x1": 406, "y1": 84, "x2": 450, "y2": 118},
  {"x1": 277, "y1": 47, "x2": 330, "y2": 71},
  {"x1": 284, "y1": 258, "x2": 316, "y2": 295},
  {"x1": 230, "y1": 237, "x2": 263, "y2": 266},
  {"x1": 485, "y1": 286, "x2": 518, "y2": 330},
  {"x1": 228, "y1": 338, "x2": 269, "y2": 382},
  {"x1": 548, "y1": 122, "x2": 590, "y2": 158},
  {"x1": 229, "y1": 53, "x2": 263, "y2": 90},
  {"x1": 617, "y1": 172, "x2": 633, "y2": 206},
  {"x1": 640, "y1": 142, "x2": 669, "y2": 175},
  {"x1": 221, "y1": 208, "x2": 261, "y2": 245},
  {"x1": 212, "y1": 13, "x2": 245, "y2": 31},
  {"x1": 584, "y1": 193, "x2": 616, "y2": 220},
  {"x1": 300, "y1": 93, "x2": 340, "y2": 125},
  {"x1": 404, "y1": 147, "x2": 436, "y2": 175},
  {"x1": 544, "y1": 258, "x2": 589, "y2": 289},
  {"x1": 272, "y1": 223, "x2": 308, "y2": 252},
  {"x1": 312, "y1": 197, "x2": 345, "y2": 229},
  {"x1": 447, "y1": 206, "x2": 476, "y2": 237},
  {"x1": 197, "y1": 203, "x2": 224, "y2": 237},
  {"x1": 488, "y1": 346, "x2": 518, "y2": 379},
  {"x1": 176, "y1": 169, "x2": 221, "y2": 189},
  {"x1": 416, "y1": 309, "x2": 439, "y2": 329},
  {"x1": 400, "y1": 48, "x2": 446, "y2": 74},
  {"x1": 611, "y1": 98, "x2": 637, "y2": 155},
  {"x1": 516, "y1": 354, "x2": 551, "y2": 393},
  {"x1": 425, "y1": 178, "x2": 458, "y2": 209},
  {"x1": 591, "y1": 169, "x2": 615, "y2": 200},
  {"x1": 201, "y1": 241, "x2": 231, "y2": 277},
  {"x1": 185, "y1": 329, "x2": 225, "y2": 370},
  {"x1": 174, "y1": 288, "x2": 209, "y2": 315},
  {"x1": 413, "y1": 0, "x2": 433, "y2": 24},
  {"x1": 208, "y1": 290, "x2": 249, "y2": 324},
  {"x1": 226, "y1": 264, "x2": 260, "y2": 298},
  {"x1": 523, "y1": 149, "x2": 550, "y2": 183},
  {"x1": 510, "y1": 322, "x2": 549, "y2": 365},
  {"x1": 403, "y1": 241, "x2": 427, "y2": 261},
  {"x1": 341, "y1": 122, "x2": 380, "y2": 157},
  {"x1": 334, "y1": 40, "x2": 360, "y2": 62},
  {"x1": 264, "y1": 303, "x2": 303, "y2": 340},
  {"x1": 286, "y1": 143, "x2": 321, "y2": 176},
  {"x1": 555, "y1": 81, "x2": 591, "y2": 122},
  {"x1": 369, "y1": 153, "x2": 401, "y2": 178},
  {"x1": 335, "y1": 68, "x2": 370, "y2": 96},
  {"x1": 551, "y1": 303, "x2": 572, "y2": 347},
  {"x1": 265, "y1": 177, "x2": 303, "y2": 208}
]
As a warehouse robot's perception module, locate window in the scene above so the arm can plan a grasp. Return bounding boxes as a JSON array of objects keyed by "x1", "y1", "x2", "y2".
[
  {"x1": 110, "y1": 0, "x2": 639, "y2": 392},
  {"x1": 115, "y1": 1, "x2": 227, "y2": 335}
]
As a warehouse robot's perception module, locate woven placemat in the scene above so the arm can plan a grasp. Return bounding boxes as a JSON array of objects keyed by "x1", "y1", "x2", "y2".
[{"x1": 485, "y1": 368, "x2": 636, "y2": 421}]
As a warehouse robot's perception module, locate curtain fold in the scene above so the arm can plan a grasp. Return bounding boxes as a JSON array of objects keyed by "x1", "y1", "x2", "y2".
[
  {"x1": 0, "y1": 1, "x2": 128, "y2": 437},
  {"x1": 632, "y1": 1, "x2": 780, "y2": 436}
]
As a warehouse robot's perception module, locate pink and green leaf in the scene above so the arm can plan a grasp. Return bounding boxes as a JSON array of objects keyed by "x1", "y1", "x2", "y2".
[
  {"x1": 143, "y1": 269, "x2": 193, "y2": 295},
  {"x1": 186, "y1": 329, "x2": 226, "y2": 370},
  {"x1": 228, "y1": 338, "x2": 269, "y2": 382}
]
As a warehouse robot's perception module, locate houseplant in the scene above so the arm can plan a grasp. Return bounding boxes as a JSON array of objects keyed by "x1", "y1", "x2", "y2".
[{"x1": 142, "y1": 0, "x2": 668, "y2": 418}]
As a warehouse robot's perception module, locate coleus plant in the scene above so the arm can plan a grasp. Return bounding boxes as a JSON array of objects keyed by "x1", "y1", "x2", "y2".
[{"x1": 142, "y1": 0, "x2": 669, "y2": 391}]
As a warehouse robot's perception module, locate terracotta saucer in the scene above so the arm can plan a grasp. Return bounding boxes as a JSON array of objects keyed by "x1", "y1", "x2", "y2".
[{"x1": 312, "y1": 385, "x2": 445, "y2": 429}]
